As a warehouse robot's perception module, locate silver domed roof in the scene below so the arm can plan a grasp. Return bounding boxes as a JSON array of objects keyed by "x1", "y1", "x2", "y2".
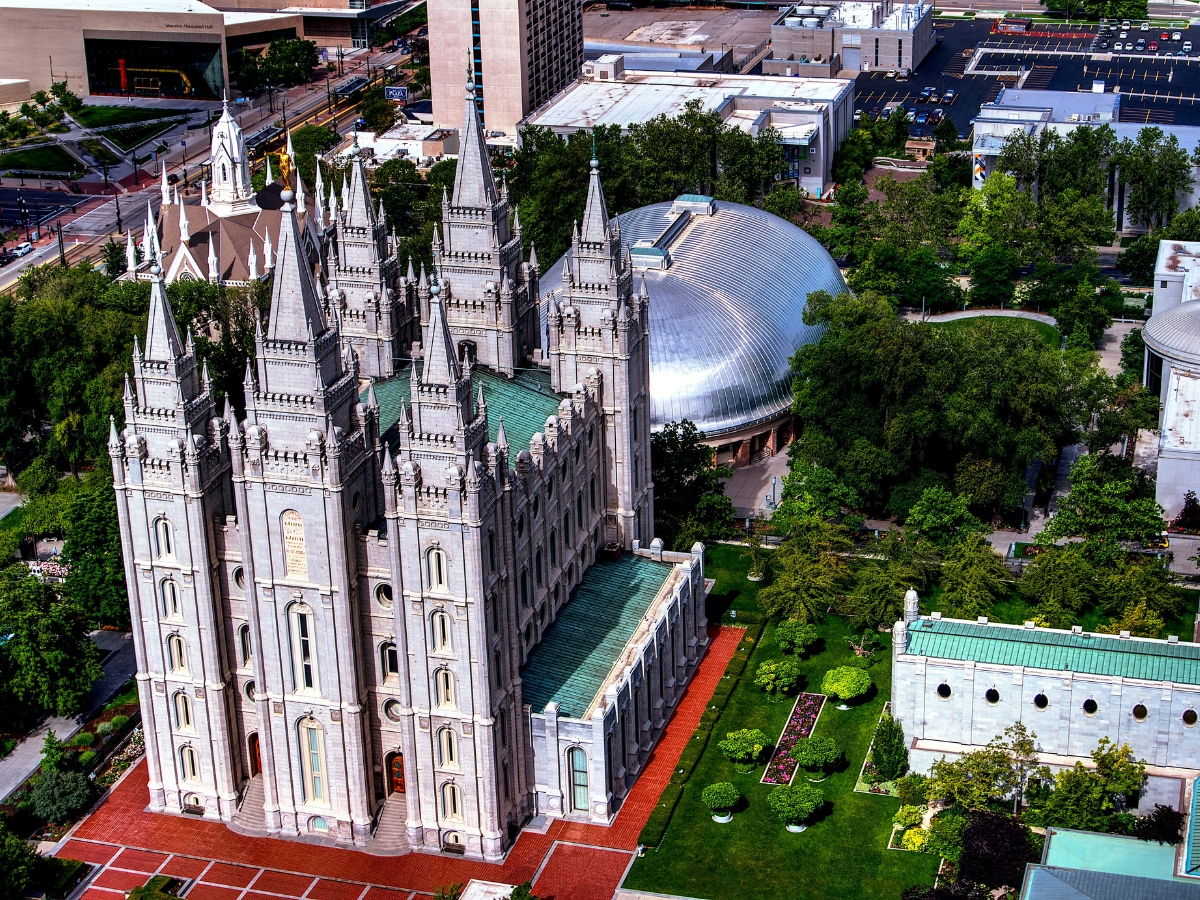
[
  {"x1": 1144, "y1": 302, "x2": 1200, "y2": 369},
  {"x1": 542, "y1": 198, "x2": 847, "y2": 438}
]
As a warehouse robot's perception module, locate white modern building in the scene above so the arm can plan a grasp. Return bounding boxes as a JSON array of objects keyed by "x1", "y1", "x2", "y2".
[
  {"x1": 522, "y1": 60, "x2": 855, "y2": 196},
  {"x1": 764, "y1": 0, "x2": 935, "y2": 77}
]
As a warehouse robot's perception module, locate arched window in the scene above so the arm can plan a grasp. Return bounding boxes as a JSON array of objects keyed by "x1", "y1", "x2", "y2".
[
  {"x1": 577, "y1": 494, "x2": 584, "y2": 530},
  {"x1": 233, "y1": 566, "x2": 245, "y2": 591},
  {"x1": 550, "y1": 530, "x2": 557, "y2": 566},
  {"x1": 491, "y1": 598, "x2": 499, "y2": 634},
  {"x1": 437, "y1": 727, "x2": 458, "y2": 768},
  {"x1": 440, "y1": 782, "x2": 463, "y2": 821},
  {"x1": 381, "y1": 642, "x2": 399, "y2": 681},
  {"x1": 167, "y1": 634, "x2": 188, "y2": 673},
  {"x1": 154, "y1": 518, "x2": 175, "y2": 559},
  {"x1": 174, "y1": 692, "x2": 193, "y2": 730},
  {"x1": 568, "y1": 747, "x2": 589, "y2": 812},
  {"x1": 376, "y1": 584, "x2": 393, "y2": 609},
  {"x1": 547, "y1": 476, "x2": 555, "y2": 499},
  {"x1": 426, "y1": 547, "x2": 448, "y2": 591},
  {"x1": 434, "y1": 669, "x2": 456, "y2": 709},
  {"x1": 564, "y1": 511, "x2": 571, "y2": 543},
  {"x1": 590, "y1": 477, "x2": 597, "y2": 511},
  {"x1": 298, "y1": 718, "x2": 328, "y2": 805},
  {"x1": 221, "y1": 163, "x2": 228, "y2": 181},
  {"x1": 498, "y1": 708, "x2": 508, "y2": 747},
  {"x1": 180, "y1": 746, "x2": 200, "y2": 782},
  {"x1": 536, "y1": 549, "x2": 544, "y2": 586},
  {"x1": 493, "y1": 650, "x2": 503, "y2": 685},
  {"x1": 238, "y1": 624, "x2": 252, "y2": 667},
  {"x1": 633, "y1": 455, "x2": 639, "y2": 490},
  {"x1": 520, "y1": 569, "x2": 529, "y2": 606},
  {"x1": 532, "y1": 495, "x2": 540, "y2": 518},
  {"x1": 289, "y1": 604, "x2": 318, "y2": 692},
  {"x1": 488, "y1": 532, "x2": 496, "y2": 572},
  {"x1": 631, "y1": 406, "x2": 638, "y2": 442},
  {"x1": 431, "y1": 610, "x2": 452, "y2": 653},
  {"x1": 161, "y1": 579, "x2": 180, "y2": 617}
]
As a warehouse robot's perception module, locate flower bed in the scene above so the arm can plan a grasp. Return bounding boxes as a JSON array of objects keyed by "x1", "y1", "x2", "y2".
[
  {"x1": 854, "y1": 702, "x2": 899, "y2": 796},
  {"x1": 761, "y1": 692, "x2": 826, "y2": 785}
]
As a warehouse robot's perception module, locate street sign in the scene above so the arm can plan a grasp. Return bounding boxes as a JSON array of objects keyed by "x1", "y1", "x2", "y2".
[{"x1": 384, "y1": 86, "x2": 408, "y2": 102}]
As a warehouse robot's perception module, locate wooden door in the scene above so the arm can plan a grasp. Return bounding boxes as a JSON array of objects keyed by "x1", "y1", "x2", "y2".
[{"x1": 390, "y1": 753, "x2": 405, "y2": 794}]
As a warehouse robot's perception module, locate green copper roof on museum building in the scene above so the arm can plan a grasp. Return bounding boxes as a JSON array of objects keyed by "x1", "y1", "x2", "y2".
[
  {"x1": 521, "y1": 554, "x2": 673, "y2": 719},
  {"x1": 906, "y1": 618, "x2": 1200, "y2": 685},
  {"x1": 364, "y1": 363, "x2": 563, "y2": 454}
]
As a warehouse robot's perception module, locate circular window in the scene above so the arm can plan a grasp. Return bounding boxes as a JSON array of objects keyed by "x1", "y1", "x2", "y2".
[
  {"x1": 936, "y1": 683, "x2": 952, "y2": 700},
  {"x1": 233, "y1": 566, "x2": 245, "y2": 590},
  {"x1": 517, "y1": 514, "x2": 525, "y2": 537},
  {"x1": 384, "y1": 699, "x2": 403, "y2": 722},
  {"x1": 1184, "y1": 709, "x2": 1198, "y2": 728},
  {"x1": 1082, "y1": 698, "x2": 1099, "y2": 716},
  {"x1": 1132, "y1": 704, "x2": 1149, "y2": 722},
  {"x1": 309, "y1": 816, "x2": 328, "y2": 833},
  {"x1": 985, "y1": 688, "x2": 1001, "y2": 706},
  {"x1": 547, "y1": 477, "x2": 554, "y2": 499},
  {"x1": 244, "y1": 681, "x2": 255, "y2": 702},
  {"x1": 1034, "y1": 693, "x2": 1049, "y2": 710},
  {"x1": 532, "y1": 496, "x2": 540, "y2": 518},
  {"x1": 376, "y1": 583, "x2": 393, "y2": 609}
]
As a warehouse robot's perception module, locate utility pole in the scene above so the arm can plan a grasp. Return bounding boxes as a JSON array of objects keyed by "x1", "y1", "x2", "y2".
[
  {"x1": 57, "y1": 221, "x2": 65, "y2": 267},
  {"x1": 115, "y1": 193, "x2": 123, "y2": 233},
  {"x1": 326, "y1": 76, "x2": 332, "y2": 115}
]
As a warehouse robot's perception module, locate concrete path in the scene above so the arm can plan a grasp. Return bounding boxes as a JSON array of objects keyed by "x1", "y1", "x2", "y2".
[
  {"x1": 0, "y1": 631, "x2": 137, "y2": 802},
  {"x1": 1098, "y1": 320, "x2": 1139, "y2": 378},
  {"x1": 0, "y1": 491, "x2": 20, "y2": 520},
  {"x1": 722, "y1": 452, "x2": 790, "y2": 519},
  {"x1": 902, "y1": 308, "x2": 1058, "y2": 326}
]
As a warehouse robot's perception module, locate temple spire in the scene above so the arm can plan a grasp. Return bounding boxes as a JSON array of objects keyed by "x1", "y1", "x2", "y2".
[
  {"x1": 161, "y1": 167, "x2": 171, "y2": 206},
  {"x1": 125, "y1": 230, "x2": 138, "y2": 273},
  {"x1": 452, "y1": 52, "x2": 499, "y2": 209},
  {"x1": 265, "y1": 155, "x2": 274, "y2": 185},
  {"x1": 421, "y1": 278, "x2": 460, "y2": 387},
  {"x1": 144, "y1": 263, "x2": 184, "y2": 362},
  {"x1": 267, "y1": 189, "x2": 326, "y2": 342},
  {"x1": 178, "y1": 205, "x2": 190, "y2": 243},
  {"x1": 581, "y1": 134, "x2": 610, "y2": 244}
]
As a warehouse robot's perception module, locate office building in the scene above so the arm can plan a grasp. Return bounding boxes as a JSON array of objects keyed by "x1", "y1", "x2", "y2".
[{"x1": 764, "y1": 0, "x2": 935, "y2": 77}]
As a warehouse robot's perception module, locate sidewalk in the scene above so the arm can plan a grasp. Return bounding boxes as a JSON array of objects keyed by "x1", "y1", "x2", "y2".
[{"x1": 0, "y1": 632, "x2": 137, "y2": 802}]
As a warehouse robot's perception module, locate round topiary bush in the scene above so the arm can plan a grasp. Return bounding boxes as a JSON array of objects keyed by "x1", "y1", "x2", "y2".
[
  {"x1": 717, "y1": 729, "x2": 770, "y2": 773},
  {"x1": 789, "y1": 736, "x2": 842, "y2": 779},
  {"x1": 894, "y1": 805, "x2": 923, "y2": 828},
  {"x1": 775, "y1": 620, "x2": 819, "y2": 656},
  {"x1": 66, "y1": 732, "x2": 95, "y2": 748},
  {"x1": 821, "y1": 666, "x2": 873, "y2": 707},
  {"x1": 701, "y1": 782, "x2": 741, "y2": 817},
  {"x1": 31, "y1": 769, "x2": 93, "y2": 824},
  {"x1": 95, "y1": 722, "x2": 115, "y2": 736},
  {"x1": 754, "y1": 657, "x2": 802, "y2": 700},
  {"x1": 110, "y1": 715, "x2": 130, "y2": 730},
  {"x1": 767, "y1": 783, "x2": 823, "y2": 830},
  {"x1": 77, "y1": 751, "x2": 97, "y2": 769}
]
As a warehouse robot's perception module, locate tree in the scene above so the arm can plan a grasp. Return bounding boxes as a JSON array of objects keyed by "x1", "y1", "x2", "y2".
[
  {"x1": 261, "y1": 38, "x2": 318, "y2": 87},
  {"x1": 40, "y1": 729, "x2": 64, "y2": 772},
  {"x1": 17, "y1": 456, "x2": 60, "y2": 497},
  {"x1": 928, "y1": 746, "x2": 1015, "y2": 809},
  {"x1": 30, "y1": 768, "x2": 93, "y2": 823},
  {"x1": 1118, "y1": 208, "x2": 1200, "y2": 284},
  {"x1": 0, "y1": 567, "x2": 102, "y2": 717},
  {"x1": 1037, "y1": 763, "x2": 1110, "y2": 831},
  {"x1": 1053, "y1": 281, "x2": 1112, "y2": 346},
  {"x1": 764, "y1": 185, "x2": 804, "y2": 221},
  {"x1": 845, "y1": 560, "x2": 919, "y2": 630},
  {"x1": 849, "y1": 244, "x2": 961, "y2": 312},
  {"x1": 0, "y1": 820, "x2": 39, "y2": 900},
  {"x1": 757, "y1": 523, "x2": 851, "y2": 623},
  {"x1": 63, "y1": 469, "x2": 128, "y2": 628},
  {"x1": 774, "y1": 620, "x2": 818, "y2": 655},
  {"x1": 1133, "y1": 805, "x2": 1186, "y2": 845},
  {"x1": 1116, "y1": 127, "x2": 1195, "y2": 231},
  {"x1": 507, "y1": 884, "x2": 542, "y2": 900},
  {"x1": 954, "y1": 172, "x2": 1039, "y2": 267},
  {"x1": 820, "y1": 666, "x2": 872, "y2": 704},
  {"x1": 968, "y1": 244, "x2": 1019, "y2": 308},
  {"x1": 1036, "y1": 455, "x2": 1164, "y2": 562},
  {"x1": 873, "y1": 714, "x2": 909, "y2": 782},
  {"x1": 701, "y1": 782, "x2": 741, "y2": 814},
  {"x1": 1100, "y1": 555, "x2": 1181, "y2": 621},
  {"x1": 290, "y1": 125, "x2": 338, "y2": 188},
  {"x1": 790, "y1": 736, "x2": 842, "y2": 777},
  {"x1": 1121, "y1": 328, "x2": 1146, "y2": 378},
  {"x1": 957, "y1": 811, "x2": 1038, "y2": 890},
  {"x1": 1091, "y1": 737, "x2": 1146, "y2": 799},
  {"x1": 906, "y1": 487, "x2": 986, "y2": 548},
  {"x1": 767, "y1": 783, "x2": 823, "y2": 826},
  {"x1": 955, "y1": 455, "x2": 1024, "y2": 521},
  {"x1": 717, "y1": 729, "x2": 769, "y2": 772},
  {"x1": 924, "y1": 811, "x2": 967, "y2": 866},
  {"x1": 754, "y1": 657, "x2": 802, "y2": 698},
  {"x1": 358, "y1": 87, "x2": 396, "y2": 136},
  {"x1": 939, "y1": 534, "x2": 1010, "y2": 620},
  {"x1": 650, "y1": 420, "x2": 734, "y2": 551},
  {"x1": 990, "y1": 723, "x2": 1044, "y2": 815},
  {"x1": 100, "y1": 238, "x2": 126, "y2": 277},
  {"x1": 1019, "y1": 546, "x2": 1096, "y2": 628},
  {"x1": 1174, "y1": 490, "x2": 1200, "y2": 530}
]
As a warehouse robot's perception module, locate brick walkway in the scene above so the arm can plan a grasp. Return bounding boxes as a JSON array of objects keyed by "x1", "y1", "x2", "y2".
[{"x1": 58, "y1": 626, "x2": 743, "y2": 900}]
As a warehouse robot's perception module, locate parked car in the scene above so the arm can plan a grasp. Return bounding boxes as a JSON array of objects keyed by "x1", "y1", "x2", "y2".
[
  {"x1": 886, "y1": 68, "x2": 897, "y2": 77},
  {"x1": 1161, "y1": 32, "x2": 1171, "y2": 40},
  {"x1": 880, "y1": 107, "x2": 893, "y2": 119},
  {"x1": 13, "y1": 241, "x2": 33, "y2": 257},
  {"x1": 943, "y1": 88, "x2": 957, "y2": 103},
  {"x1": 896, "y1": 67, "x2": 911, "y2": 81},
  {"x1": 1121, "y1": 19, "x2": 1131, "y2": 27},
  {"x1": 870, "y1": 105, "x2": 881, "y2": 117},
  {"x1": 919, "y1": 87, "x2": 933, "y2": 101},
  {"x1": 929, "y1": 90, "x2": 941, "y2": 103},
  {"x1": 1184, "y1": 40, "x2": 1193, "y2": 52},
  {"x1": 1113, "y1": 41, "x2": 1123, "y2": 50},
  {"x1": 1119, "y1": 30, "x2": 1128, "y2": 38},
  {"x1": 1172, "y1": 31, "x2": 1183, "y2": 41},
  {"x1": 929, "y1": 109, "x2": 942, "y2": 124},
  {"x1": 1136, "y1": 38, "x2": 1146, "y2": 50},
  {"x1": 1140, "y1": 21, "x2": 1150, "y2": 30},
  {"x1": 1099, "y1": 40, "x2": 1109, "y2": 49},
  {"x1": 1150, "y1": 40, "x2": 1158, "y2": 50},
  {"x1": 916, "y1": 111, "x2": 928, "y2": 125}
]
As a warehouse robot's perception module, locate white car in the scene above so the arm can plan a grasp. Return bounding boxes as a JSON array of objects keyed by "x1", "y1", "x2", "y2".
[
  {"x1": 12, "y1": 242, "x2": 33, "y2": 257},
  {"x1": 1113, "y1": 41, "x2": 1123, "y2": 50},
  {"x1": 1140, "y1": 21, "x2": 1150, "y2": 30},
  {"x1": 1185, "y1": 40, "x2": 1194, "y2": 52}
]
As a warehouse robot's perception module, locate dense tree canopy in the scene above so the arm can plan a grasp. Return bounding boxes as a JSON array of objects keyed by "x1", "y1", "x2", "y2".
[{"x1": 650, "y1": 420, "x2": 735, "y2": 551}]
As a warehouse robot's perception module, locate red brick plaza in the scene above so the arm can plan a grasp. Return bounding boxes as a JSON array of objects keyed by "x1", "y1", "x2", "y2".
[{"x1": 58, "y1": 626, "x2": 743, "y2": 900}]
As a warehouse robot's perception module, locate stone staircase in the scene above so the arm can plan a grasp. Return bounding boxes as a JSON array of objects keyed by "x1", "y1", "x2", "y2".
[
  {"x1": 365, "y1": 794, "x2": 411, "y2": 855},
  {"x1": 230, "y1": 775, "x2": 267, "y2": 836}
]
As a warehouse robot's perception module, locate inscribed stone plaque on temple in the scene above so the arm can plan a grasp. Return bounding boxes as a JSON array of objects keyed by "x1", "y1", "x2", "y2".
[{"x1": 282, "y1": 510, "x2": 307, "y2": 579}]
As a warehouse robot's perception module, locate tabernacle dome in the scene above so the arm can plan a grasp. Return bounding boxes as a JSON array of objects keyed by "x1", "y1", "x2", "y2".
[{"x1": 542, "y1": 195, "x2": 847, "y2": 466}]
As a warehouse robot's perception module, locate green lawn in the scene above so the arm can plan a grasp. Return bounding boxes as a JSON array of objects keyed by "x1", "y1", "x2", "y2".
[
  {"x1": 0, "y1": 145, "x2": 83, "y2": 174},
  {"x1": 931, "y1": 316, "x2": 1060, "y2": 349},
  {"x1": 624, "y1": 544, "x2": 939, "y2": 900},
  {"x1": 74, "y1": 106, "x2": 189, "y2": 128},
  {"x1": 103, "y1": 120, "x2": 182, "y2": 151}
]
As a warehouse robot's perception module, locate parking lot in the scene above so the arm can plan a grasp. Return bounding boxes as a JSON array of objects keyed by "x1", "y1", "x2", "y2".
[{"x1": 853, "y1": 18, "x2": 1200, "y2": 137}]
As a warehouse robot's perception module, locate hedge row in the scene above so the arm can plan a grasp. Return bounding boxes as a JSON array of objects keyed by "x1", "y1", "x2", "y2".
[{"x1": 638, "y1": 781, "x2": 684, "y2": 848}]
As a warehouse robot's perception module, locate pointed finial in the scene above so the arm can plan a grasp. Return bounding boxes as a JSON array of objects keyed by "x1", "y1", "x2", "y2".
[
  {"x1": 466, "y1": 49, "x2": 476, "y2": 99},
  {"x1": 477, "y1": 385, "x2": 487, "y2": 411},
  {"x1": 590, "y1": 130, "x2": 599, "y2": 174},
  {"x1": 496, "y1": 416, "x2": 508, "y2": 449},
  {"x1": 529, "y1": 242, "x2": 539, "y2": 270},
  {"x1": 265, "y1": 155, "x2": 274, "y2": 185},
  {"x1": 367, "y1": 382, "x2": 379, "y2": 410},
  {"x1": 179, "y1": 206, "x2": 190, "y2": 243},
  {"x1": 123, "y1": 372, "x2": 133, "y2": 401},
  {"x1": 200, "y1": 179, "x2": 208, "y2": 208},
  {"x1": 222, "y1": 393, "x2": 233, "y2": 424},
  {"x1": 108, "y1": 415, "x2": 120, "y2": 448},
  {"x1": 381, "y1": 445, "x2": 395, "y2": 474}
]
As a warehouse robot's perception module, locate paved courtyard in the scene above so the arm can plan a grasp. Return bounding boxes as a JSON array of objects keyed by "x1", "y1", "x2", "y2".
[{"x1": 56, "y1": 627, "x2": 742, "y2": 900}]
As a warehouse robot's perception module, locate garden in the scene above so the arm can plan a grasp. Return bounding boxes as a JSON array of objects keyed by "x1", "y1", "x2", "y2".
[
  {"x1": 73, "y1": 106, "x2": 189, "y2": 129},
  {"x1": 0, "y1": 144, "x2": 84, "y2": 175},
  {"x1": 623, "y1": 545, "x2": 940, "y2": 900}
]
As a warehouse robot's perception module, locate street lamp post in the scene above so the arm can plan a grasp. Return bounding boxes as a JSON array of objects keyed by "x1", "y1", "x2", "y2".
[
  {"x1": 57, "y1": 221, "x2": 65, "y2": 267},
  {"x1": 115, "y1": 193, "x2": 123, "y2": 233}
]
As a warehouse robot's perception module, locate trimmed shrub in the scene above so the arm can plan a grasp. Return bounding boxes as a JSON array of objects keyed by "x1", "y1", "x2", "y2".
[
  {"x1": 894, "y1": 805, "x2": 924, "y2": 828},
  {"x1": 110, "y1": 715, "x2": 130, "y2": 730},
  {"x1": 77, "y1": 751, "x2": 97, "y2": 769},
  {"x1": 66, "y1": 732, "x2": 95, "y2": 748},
  {"x1": 31, "y1": 769, "x2": 93, "y2": 823},
  {"x1": 896, "y1": 772, "x2": 930, "y2": 806},
  {"x1": 790, "y1": 736, "x2": 843, "y2": 776},
  {"x1": 754, "y1": 657, "x2": 802, "y2": 699},
  {"x1": 638, "y1": 782, "x2": 683, "y2": 847},
  {"x1": 717, "y1": 729, "x2": 769, "y2": 772},
  {"x1": 701, "y1": 782, "x2": 741, "y2": 813},
  {"x1": 671, "y1": 728, "x2": 712, "y2": 785},
  {"x1": 95, "y1": 722, "x2": 115, "y2": 736},
  {"x1": 820, "y1": 666, "x2": 872, "y2": 703},
  {"x1": 924, "y1": 811, "x2": 966, "y2": 864},
  {"x1": 902, "y1": 827, "x2": 929, "y2": 852},
  {"x1": 709, "y1": 674, "x2": 738, "y2": 708},
  {"x1": 775, "y1": 620, "x2": 819, "y2": 655},
  {"x1": 767, "y1": 783, "x2": 823, "y2": 826},
  {"x1": 873, "y1": 714, "x2": 909, "y2": 781}
]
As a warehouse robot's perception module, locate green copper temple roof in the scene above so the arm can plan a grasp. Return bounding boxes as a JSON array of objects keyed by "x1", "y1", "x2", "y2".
[
  {"x1": 521, "y1": 554, "x2": 672, "y2": 719},
  {"x1": 906, "y1": 618, "x2": 1200, "y2": 685},
  {"x1": 365, "y1": 363, "x2": 563, "y2": 454}
]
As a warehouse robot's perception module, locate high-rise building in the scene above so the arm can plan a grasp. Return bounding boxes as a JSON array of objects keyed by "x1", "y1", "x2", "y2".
[{"x1": 430, "y1": 0, "x2": 583, "y2": 138}]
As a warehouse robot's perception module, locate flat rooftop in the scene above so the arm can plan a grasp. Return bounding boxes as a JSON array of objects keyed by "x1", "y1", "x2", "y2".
[
  {"x1": 521, "y1": 554, "x2": 672, "y2": 719},
  {"x1": 0, "y1": 0, "x2": 220, "y2": 10},
  {"x1": 905, "y1": 616, "x2": 1200, "y2": 684},
  {"x1": 985, "y1": 86, "x2": 1119, "y2": 122},
  {"x1": 1044, "y1": 829, "x2": 1179, "y2": 881},
  {"x1": 367, "y1": 363, "x2": 563, "y2": 455},
  {"x1": 525, "y1": 70, "x2": 852, "y2": 132}
]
